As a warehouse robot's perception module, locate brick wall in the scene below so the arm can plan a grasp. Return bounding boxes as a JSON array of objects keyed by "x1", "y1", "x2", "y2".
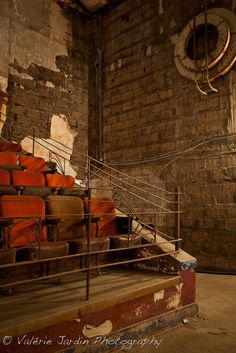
[
  {"x1": 0, "y1": 0, "x2": 89, "y2": 178},
  {"x1": 89, "y1": 0, "x2": 236, "y2": 272}
]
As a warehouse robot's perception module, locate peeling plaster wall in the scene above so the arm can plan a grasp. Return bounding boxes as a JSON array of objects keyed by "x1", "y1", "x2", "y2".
[
  {"x1": 21, "y1": 114, "x2": 78, "y2": 176},
  {"x1": 0, "y1": 0, "x2": 89, "y2": 178}
]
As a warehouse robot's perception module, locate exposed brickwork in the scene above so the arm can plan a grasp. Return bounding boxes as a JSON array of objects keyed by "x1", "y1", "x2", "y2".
[
  {"x1": 89, "y1": 0, "x2": 236, "y2": 272},
  {"x1": 1, "y1": 1, "x2": 89, "y2": 178}
]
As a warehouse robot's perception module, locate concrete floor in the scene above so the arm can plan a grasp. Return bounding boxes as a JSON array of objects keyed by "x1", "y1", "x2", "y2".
[{"x1": 114, "y1": 273, "x2": 236, "y2": 353}]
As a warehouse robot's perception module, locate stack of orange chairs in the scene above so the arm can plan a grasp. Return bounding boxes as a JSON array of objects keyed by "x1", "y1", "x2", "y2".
[
  {"x1": 0, "y1": 140, "x2": 71, "y2": 267},
  {"x1": 0, "y1": 137, "x2": 128, "y2": 284}
]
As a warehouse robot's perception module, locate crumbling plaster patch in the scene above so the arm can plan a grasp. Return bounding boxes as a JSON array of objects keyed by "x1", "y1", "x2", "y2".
[
  {"x1": 21, "y1": 114, "x2": 78, "y2": 177},
  {"x1": 0, "y1": 17, "x2": 10, "y2": 92},
  {"x1": 154, "y1": 290, "x2": 165, "y2": 302},
  {"x1": 167, "y1": 292, "x2": 181, "y2": 309},
  {"x1": 82, "y1": 320, "x2": 112, "y2": 338},
  {"x1": 9, "y1": 1, "x2": 71, "y2": 72}
]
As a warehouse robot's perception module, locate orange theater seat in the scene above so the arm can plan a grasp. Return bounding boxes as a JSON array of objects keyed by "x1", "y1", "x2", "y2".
[
  {"x1": 0, "y1": 169, "x2": 10, "y2": 185},
  {"x1": 0, "y1": 152, "x2": 17, "y2": 166},
  {"x1": 45, "y1": 174, "x2": 75, "y2": 189},
  {"x1": 85, "y1": 197, "x2": 117, "y2": 238},
  {"x1": 12, "y1": 171, "x2": 45, "y2": 187},
  {"x1": 0, "y1": 195, "x2": 47, "y2": 247},
  {"x1": 19, "y1": 155, "x2": 46, "y2": 173},
  {"x1": 0, "y1": 139, "x2": 22, "y2": 153}
]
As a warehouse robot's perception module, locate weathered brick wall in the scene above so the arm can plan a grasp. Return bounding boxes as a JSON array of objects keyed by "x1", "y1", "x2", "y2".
[
  {"x1": 0, "y1": 0, "x2": 89, "y2": 178},
  {"x1": 89, "y1": 0, "x2": 236, "y2": 272}
]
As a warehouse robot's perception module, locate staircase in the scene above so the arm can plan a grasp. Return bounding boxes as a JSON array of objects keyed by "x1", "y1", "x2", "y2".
[{"x1": 0, "y1": 123, "x2": 197, "y2": 353}]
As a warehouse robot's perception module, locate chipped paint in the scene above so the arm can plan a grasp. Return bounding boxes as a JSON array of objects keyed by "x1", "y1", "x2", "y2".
[
  {"x1": 167, "y1": 292, "x2": 181, "y2": 309},
  {"x1": 21, "y1": 114, "x2": 77, "y2": 177},
  {"x1": 181, "y1": 259, "x2": 197, "y2": 270},
  {"x1": 82, "y1": 320, "x2": 112, "y2": 338},
  {"x1": 154, "y1": 290, "x2": 165, "y2": 302},
  {"x1": 135, "y1": 306, "x2": 143, "y2": 316},
  {"x1": 176, "y1": 283, "x2": 183, "y2": 292}
]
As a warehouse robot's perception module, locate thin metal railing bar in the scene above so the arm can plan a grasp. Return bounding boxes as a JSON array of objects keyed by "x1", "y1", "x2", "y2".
[
  {"x1": 87, "y1": 165, "x2": 175, "y2": 211},
  {"x1": 90, "y1": 161, "x2": 178, "y2": 204},
  {"x1": 0, "y1": 251, "x2": 179, "y2": 289},
  {"x1": 0, "y1": 238, "x2": 181, "y2": 270},
  {"x1": 5, "y1": 130, "x2": 179, "y2": 207},
  {"x1": 39, "y1": 135, "x2": 179, "y2": 195},
  {"x1": 31, "y1": 134, "x2": 178, "y2": 196},
  {"x1": 86, "y1": 173, "x2": 174, "y2": 211}
]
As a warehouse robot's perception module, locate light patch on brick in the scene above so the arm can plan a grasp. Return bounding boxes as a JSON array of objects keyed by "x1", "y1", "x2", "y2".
[
  {"x1": 0, "y1": 76, "x2": 8, "y2": 93},
  {"x1": 0, "y1": 93, "x2": 7, "y2": 134},
  {"x1": 9, "y1": 67, "x2": 33, "y2": 81},
  {"x1": 146, "y1": 46, "x2": 152, "y2": 57},
  {"x1": 154, "y1": 289, "x2": 165, "y2": 302},
  {"x1": 160, "y1": 25, "x2": 164, "y2": 34},
  {"x1": 167, "y1": 292, "x2": 181, "y2": 309},
  {"x1": 46, "y1": 81, "x2": 55, "y2": 88},
  {"x1": 21, "y1": 114, "x2": 77, "y2": 177},
  {"x1": 82, "y1": 320, "x2": 112, "y2": 338},
  {"x1": 118, "y1": 58, "x2": 122, "y2": 68},
  {"x1": 159, "y1": 0, "x2": 164, "y2": 14},
  {"x1": 170, "y1": 34, "x2": 179, "y2": 45},
  {"x1": 110, "y1": 63, "x2": 115, "y2": 71}
]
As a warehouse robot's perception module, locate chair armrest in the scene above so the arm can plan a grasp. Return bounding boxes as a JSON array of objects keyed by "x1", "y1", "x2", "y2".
[
  {"x1": 43, "y1": 217, "x2": 64, "y2": 226},
  {"x1": 0, "y1": 218, "x2": 14, "y2": 227}
]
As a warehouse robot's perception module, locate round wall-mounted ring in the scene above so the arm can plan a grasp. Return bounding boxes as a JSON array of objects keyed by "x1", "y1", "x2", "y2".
[{"x1": 174, "y1": 8, "x2": 236, "y2": 82}]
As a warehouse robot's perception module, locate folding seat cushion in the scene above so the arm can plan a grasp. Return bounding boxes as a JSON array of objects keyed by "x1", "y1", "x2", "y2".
[
  {"x1": 46, "y1": 195, "x2": 110, "y2": 267},
  {"x1": 0, "y1": 152, "x2": 17, "y2": 167},
  {"x1": 0, "y1": 169, "x2": 16, "y2": 195},
  {"x1": 0, "y1": 195, "x2": 47, "y2": 247},
  {"x1": 0, "y1": 195, "x2": 69, "y2": 260},
  {"x1": 45, "y1": 174, "x2": 75, "y2": 189},
  {"x1": 85, "y1": 197, "x2": 117, "y2": 238},
  {"x1": 11, "y1": 171, "x2": 45, "y2": 187},
  {"x1": 46, "y1": 195, "x2": 86, "y2": 241},
  {"x1": 19, "y1": 155, "x2": 46, "y2": 173},
  {"x1": 0, "y1": 139, "x2": 22, "y2": 153},
  {"x1": 0, "y1": 169, "x2": 10, "y2": 185}
]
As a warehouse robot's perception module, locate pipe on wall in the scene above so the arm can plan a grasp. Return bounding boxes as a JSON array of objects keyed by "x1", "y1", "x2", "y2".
[{"x1": 97, "y1": 14, "x2": 104, "y2": 162}]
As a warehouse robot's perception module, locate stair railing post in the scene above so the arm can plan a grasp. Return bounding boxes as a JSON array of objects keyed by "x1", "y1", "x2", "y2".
[
  {"x1": 32, "y1": 129, "x2": 35, "y2": 155},
  {"x1": 175, "y1": 187, "x2": 181, "y2": 251},
  {"x1": 86, "y1": 157, "x2": 92, "y2": 300}
]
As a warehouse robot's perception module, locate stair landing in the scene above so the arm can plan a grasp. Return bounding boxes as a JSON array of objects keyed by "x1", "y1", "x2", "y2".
[{"x1": 0, "y1": 269, "x2": 197, "y2": 353}]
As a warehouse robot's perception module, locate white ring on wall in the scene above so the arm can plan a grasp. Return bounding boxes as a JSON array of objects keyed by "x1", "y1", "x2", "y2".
[{"x1": 174, "y1": 8, "x2": 236, "y2": 82}]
